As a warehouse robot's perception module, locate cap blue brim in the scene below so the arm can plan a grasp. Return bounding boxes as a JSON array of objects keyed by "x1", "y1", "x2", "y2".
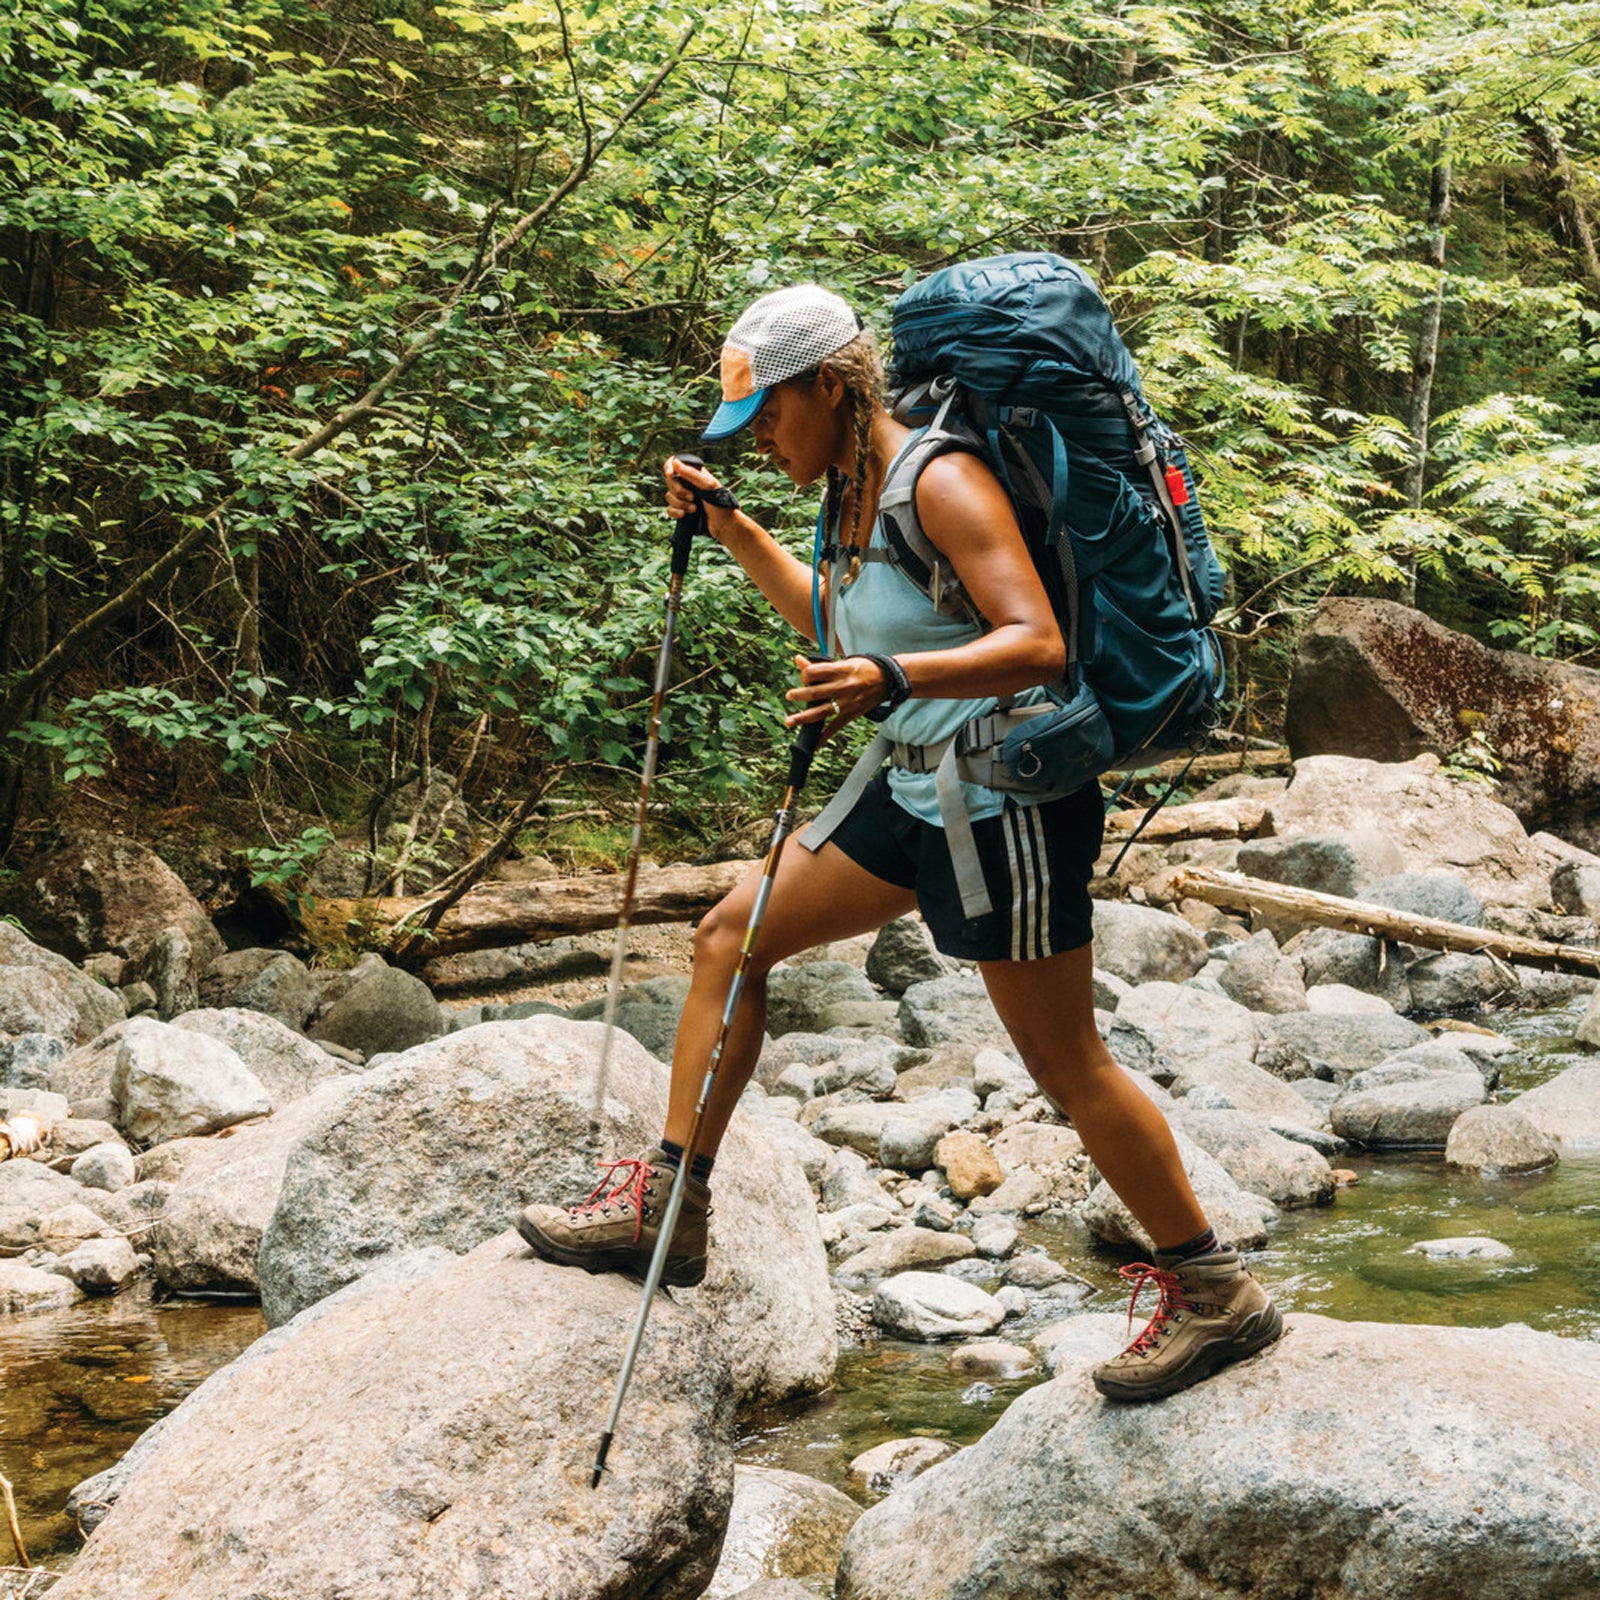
[{"x1": 702, "y1": 387, "x2": 769, "y2": 441}]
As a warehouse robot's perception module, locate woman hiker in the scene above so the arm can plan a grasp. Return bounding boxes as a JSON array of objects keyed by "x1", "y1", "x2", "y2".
[{"x1": 517, "y1": 284, "x2": 1283, "y2": 1401}]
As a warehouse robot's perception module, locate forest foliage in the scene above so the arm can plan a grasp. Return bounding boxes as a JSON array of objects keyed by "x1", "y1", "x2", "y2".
[{"x1": 6, "y1": 0, "x2": 1600, "y2": 884}]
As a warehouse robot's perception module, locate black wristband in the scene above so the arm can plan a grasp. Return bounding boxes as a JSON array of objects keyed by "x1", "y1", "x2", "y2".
[{"x1": 860, "y1": 653, "x2": 912, "y2": 713}]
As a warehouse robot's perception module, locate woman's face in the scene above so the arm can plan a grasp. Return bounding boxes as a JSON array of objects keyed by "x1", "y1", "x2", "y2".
[{"x1": 748, "y1": 367, "x2": 848, "y2": 487}]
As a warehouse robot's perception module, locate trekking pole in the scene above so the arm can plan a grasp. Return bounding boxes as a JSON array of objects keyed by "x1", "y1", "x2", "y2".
[
  {"x1": 589, "y1": 458, "x2": 708, "y2": 1131},
  {"x1": 590, "y1": 713, "x2": 826, "y2": 1489}
]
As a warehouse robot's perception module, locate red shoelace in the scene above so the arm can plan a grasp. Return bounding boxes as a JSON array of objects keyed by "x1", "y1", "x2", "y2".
[
  {"x1": 567, "y1": 1156, "x2": 656, "y2": 1242},
  {"x1": 1116, "y1": 1263, "x2": 1191, "y2": 1356}
]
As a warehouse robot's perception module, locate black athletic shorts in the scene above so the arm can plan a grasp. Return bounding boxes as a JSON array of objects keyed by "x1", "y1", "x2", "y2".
[{"x1": 822, "y1": 770, "x2": 1104, "y2": 963}]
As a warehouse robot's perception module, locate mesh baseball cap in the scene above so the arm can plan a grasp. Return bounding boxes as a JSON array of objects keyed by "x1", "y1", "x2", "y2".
[{"x1": 702, "y1": 285, "x2": 864, "y2": 440}]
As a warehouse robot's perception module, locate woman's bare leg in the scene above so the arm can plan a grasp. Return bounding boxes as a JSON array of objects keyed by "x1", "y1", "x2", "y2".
[
  {"x1": 978, "y1": 942, "x2": 1207, "y2": 1250},
  {"x1": 664, "y1": 827, "x2": 916, "y2": 1157}
]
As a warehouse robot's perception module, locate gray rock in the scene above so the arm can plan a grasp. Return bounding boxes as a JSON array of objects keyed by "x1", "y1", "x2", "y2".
[
  {"x1": 848, "y1": 1438, "x2": 959, "y2": 1496},
  {"x1": 1331, "y1": 1074, "x2": 1487, "y2": 1148},
  {"x1": 258, "y1": 1019, "x2": 833, "y2": 1405},
  {"x1": 1080, "y1": 1127, "x2": 1278, "y2": 1251},
  {"x1": 866, "y1": 917, "x2": 955, "y2": 995},
  {"x1": 817, "y1": 999, "x2": 902, "y2": 1034},
  {"x1": 1365, "y1": 872, "x2": 1483, "y2": 925},
  {"x1": 989, "y1": 1122, "x2": 1083, "y2": 1170},
  {"x1": 871, "y1": 1271, "x2": 1005, "y2": 1341},
  {"x1": 1290, "y1": 927, "x2": 1412, "y2": 1009},
  {"x1": 119, "y1": 979, "x2": 158, "y2": 1015},
  {"x1": 706, "y1": 1466, "x2": 862, "y2": 1600},
  {"x1": 133, "y1": 925, "x2": 199, "y2": 1019},
  {"x1": 50, "y1": 1234, "x2": 734, "y2": 1600},
  {"x1": 821, "y1": 1149, "x2": 887, "y2": 1211},
  {"x1": 811, "y1": 1102, "x2": 902, "y2": 1158},
  {"x1": 1575, "y1": 987, "x2": 1600, "y2": 1049},
  {"x1": 1255, "y1": 1012, "x2": 1430, "y2": 1083},
  {"x1": 813, "y1": 1042, "x2": 905, "y2": 1099},
  {"x1": 174, "y1": 1007, "x2": 348, "y2": 1108},
  {"x1": 110, "y1": 1016, "x2": 272, "y2": 1144},
  {"x1": 1403, "y1": 951, "x2": 1506, "y2": 1013},
  {"x1": 1108, "y1": 982, "x2": 1256, "y2": 1084},
  {"x1": 82, "y1": 1176, "x2": 170, "y2": 1237},
  {"x1": 5, "y1": 830, "x2": 225, "y2": 968},
  {"x1": 0, "y1": 921, "x2": 126, "y2": 1044},
  {"x1": 564, "y1": 976, "x2": 692, "y2": 1059},
  {"x1": 52, "y1": 1234, "x2": 141, "y2": 1293},
  {"x1": 762, "y1": 962, "x2": 879, "y2": 1038},
  {"x1": 199, "y1": 947, "x2": 320, "y2": 1030},
  {"x1": 0, "y1": 1257, "x2": 82, "y2": 1313},
  {"x1": 1216, "y1": 930, "x2": 1308, "y2": 1014},
  {"x1": 897, "y1": 973, "x2": 1010, "y2": 1050},
  {"x1": 1446, "y1": 1106, "x2": 1559, "y2": 1173},
  {"x1": 154, "y1": 1077, "x2": 361, "y2": 1294},
  {"x1": 70, "y1": 1141, "x2": 136, "y2": 1192},
  {"x1": 879, "y1": 1094, "x2": 975, "y2": 1173},
  {"x1": 836, "y1": 1314, "x2": 1600, "y2": 1600},
  {"x1": 1174, "y1": 1056, "x2": 1327, "y2": 1126},
  {"x1": 0, "y1": 1032, "x2": 66, "y2": 1090},
  {"x1": 310, "y1": 962, "x2": 445, "y2": 1058},
  {"x1": 0, "y1": 1159, "x2": 95, "y2": 1248},
  {"x1": 1408, "y1": 1235, "x2": 1514, "y2": 1260},
  {"x1": 971, "y1": 1048, "x2": 1031, "y2": 1099},
  {"x1": 1511, "y1": 1063, "x2": 1600, "y2": 1148},
  {"x1": 969, "y1": 1213, "x2": 1020, "y2": 1258},
  {"x1": 1090, "y1": 901, "x2": 1209, "y2": 987},
  {"x1": 966, "y1": 1169, "x2": 1051, "y2": 1217},
  {"x1": 1552, "y1": 859, "x2": 1600, "y2": 919},
  {"x1": 950, "y1": 1340, "x2": 1036, "y2": 1379},
  {"x1": 1236, "y1": 829, "x2": 1405, "y2": 900},
  {"x1": 834, "y1": 1227, "x2": 976, "y2": 1287},
  {"x1": 1171, "y1": 1109, "x2": 1335, "y2": 1208}
]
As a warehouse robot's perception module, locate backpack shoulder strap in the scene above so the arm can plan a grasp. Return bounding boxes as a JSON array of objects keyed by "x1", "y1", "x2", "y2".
[{"x1": 877, "y1": 425, "x2": 986, "y2": 622}]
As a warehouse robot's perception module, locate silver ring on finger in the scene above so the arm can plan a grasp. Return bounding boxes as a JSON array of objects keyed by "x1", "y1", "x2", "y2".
[{"x1": 829, "y1": 700, "x2": 841, "y2": 717}]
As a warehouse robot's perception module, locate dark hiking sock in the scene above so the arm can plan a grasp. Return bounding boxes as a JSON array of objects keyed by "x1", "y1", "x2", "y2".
[
  {"x1": 1157, "y1": 1227, "x2": 1221, "y2": 1263},
  {"x1": 656, "y1": 1139, "x2": 714, "y2": 1184}
]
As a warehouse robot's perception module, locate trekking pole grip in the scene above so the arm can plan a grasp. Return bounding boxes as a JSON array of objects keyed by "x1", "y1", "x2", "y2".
[
  {"x1": 670, "y1": 453, "x2": 709, "y2": 577},
  {"x1": 787, "y1": 716, "x2": 824, "y2": 791}
]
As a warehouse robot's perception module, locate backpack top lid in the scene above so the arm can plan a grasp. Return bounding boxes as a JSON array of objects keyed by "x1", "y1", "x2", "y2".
[{"x1": 889, "y1": 252, "x2": 1144, "y2": 402}]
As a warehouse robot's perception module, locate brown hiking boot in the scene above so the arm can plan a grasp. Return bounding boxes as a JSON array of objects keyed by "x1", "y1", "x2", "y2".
[
  {"x1": 515, "y1": 1149, "x2": 711, "y2": 1288},
  {"x1": 1092, "y1": 1247, "x2": 1283, "y2": 1402}
]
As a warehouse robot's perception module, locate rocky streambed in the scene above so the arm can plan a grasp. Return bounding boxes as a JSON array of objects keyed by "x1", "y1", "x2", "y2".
[{"x1": 4, "y1": 752, "x2": 1600, "y2": 1598}]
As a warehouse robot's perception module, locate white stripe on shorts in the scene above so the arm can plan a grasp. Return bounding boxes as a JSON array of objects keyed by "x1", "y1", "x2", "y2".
[{"x1": 1003, "y1": 806, "x2": 1055, "y2": 961}]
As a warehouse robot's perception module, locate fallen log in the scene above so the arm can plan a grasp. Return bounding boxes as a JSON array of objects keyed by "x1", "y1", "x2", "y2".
[
  {"x1": 1173, "y1": 867, "x2": 1600, "y2": 979},
  {"x1": 296, "y1": 860, "x2": 748, "y2": 962},
  {"x1": 1104, "y1": 796, "x2": 1270, "y2": 843},
  {"x1": 1104, "y1": 745, "x2": 1291, "y2": 783}
]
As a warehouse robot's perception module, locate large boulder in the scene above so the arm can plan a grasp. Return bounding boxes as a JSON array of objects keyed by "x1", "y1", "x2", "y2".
[
  {"x1": 1170, "y1": 1108, "x2": 1335, "y2": 1208},
  {"x1": 1089, "y1": 901, "x2": 1209, "y2": 987},
  {"x1": 153, "y1": 1077, "x2": 360, "y2": 1294},
  {"x1": 198, "y1": 948, "x2": 319, "y2": 1030},
  {"x1": 4, "y1": 829, "x2": 224, "y2": 968},
  {"x1": 1331, "y1": 1073, "x2": 1487, "y2": 1148},
  {"x1": 568, "y1": 975, "x2": 692, "y2": 1060},
  {"x1": 0, "y1": 921, "x2": 125, "y2": 1045},
  {"x1": 258, "y1": 1018, "x2": 834, "y2": 1403},
  {"x1": 1107, "y1": 982, "x2": 1257, "y2": 1083},
  {"x1": 1512, "y1": 1063, "x2": 1600, "y2": 1148},
  {"x1": 174, "y1": 1007, "x2": 348, "y2": 1108},
  {"x1": 1262, "y1": 752, "x2": 1548, "y2": 909},
  {"x1": 0, "y1": 1159, "x2": 85, "y2": 1250},
  {"x1": 836, "y1": 1315, "x2": 1600, "y2": 1600},
  {"x1": 1285, "y1": 596, "x2": 1600, "y2": 852},
  {"x1": 53, "y1": 1235, "x2": 734, "y2": 1600},
  {"x1": 898, "y1": 973, "x2": 1010, "y2": 1050}
]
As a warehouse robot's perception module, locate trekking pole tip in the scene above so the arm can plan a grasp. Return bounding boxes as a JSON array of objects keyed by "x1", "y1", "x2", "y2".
[{"x1": 589, "y1": 1431, "x2": 614, "y2": 1489}]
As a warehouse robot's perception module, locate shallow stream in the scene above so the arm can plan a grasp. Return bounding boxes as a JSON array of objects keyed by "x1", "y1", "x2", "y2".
[{"x1": 3, "y1": 1002, "x2": 1596, "y2": 1573}]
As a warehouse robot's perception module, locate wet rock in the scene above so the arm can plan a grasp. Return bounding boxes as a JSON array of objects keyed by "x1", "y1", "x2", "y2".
[
  {"x1": 837, "y1": 1314, "x2": 1600, "y2": 1600},
  {"x1": 0, "y1": 1258, "x2": 82, "y2": 1314},
  {"x1": 1331, "y1": 1074, "x2": 1487, "y2": 1148},
  {"x1": 872, "y1": 1271, "x2": 1005, "y2": 1341},
  {"x1": 950, "y1": 1340, "x2": 1036, "y2": 1380},
  {"x1": 1407, "y1": 1236, "x2": 1514, "y2": 1260},
  {"x1": 705, "y1": 1466, "x2": 862, "y2": 1600},
  {"x1": 52, "y1": 1234, "x2": 141, "y2": 1293},
  {"x1": 848, "y1": 1438, "x2": 959, "y2": 1495}
]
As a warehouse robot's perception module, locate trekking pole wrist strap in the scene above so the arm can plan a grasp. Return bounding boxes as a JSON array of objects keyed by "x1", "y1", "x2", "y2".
[
  {"x1": 698, "y1": 484, "x2": 740, "y2": 510},
  {"x1": 858, "y1": 653, "x2": 912, "y2": 713}
]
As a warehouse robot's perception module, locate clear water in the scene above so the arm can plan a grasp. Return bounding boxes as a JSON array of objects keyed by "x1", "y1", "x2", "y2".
[{"x1": 2, "y1": 1002, "x2": 1596, "y2": 1567}]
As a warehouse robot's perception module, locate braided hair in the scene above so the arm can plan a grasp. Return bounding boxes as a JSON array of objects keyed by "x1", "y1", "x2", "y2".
[{"x1": 787, "y1": 330, "x2": 885, "y2": 555}]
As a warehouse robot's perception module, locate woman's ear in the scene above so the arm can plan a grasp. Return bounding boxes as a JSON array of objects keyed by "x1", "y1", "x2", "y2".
[{"x1": 814, "y1": 363, "x2": 848, "y2": 409}]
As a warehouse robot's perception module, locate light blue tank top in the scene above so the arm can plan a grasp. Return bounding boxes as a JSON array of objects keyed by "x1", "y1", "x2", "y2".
[{"x1": 826, "y1": 450, "x2": 1051, "y2": 827}]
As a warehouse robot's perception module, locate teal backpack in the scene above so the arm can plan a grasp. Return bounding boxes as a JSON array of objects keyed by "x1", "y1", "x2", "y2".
[{"x1": 806, "y1": 252, "x2": 1228, "y2": 919}]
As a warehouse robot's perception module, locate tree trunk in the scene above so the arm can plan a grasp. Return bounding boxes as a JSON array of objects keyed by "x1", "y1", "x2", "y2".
[
  {"x1": 1402, "y1": 158, "x2": 1452, "y2": 604},
  {"x1": 293, "y1": 860, "x2": 749, "y2": 962},
  {"x1": 1172, "y1": 867, "x2": 1600, "y2": 979},
  {"x1": 1522, "y1": 114, "x2": 1600, "y2": 298}
]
